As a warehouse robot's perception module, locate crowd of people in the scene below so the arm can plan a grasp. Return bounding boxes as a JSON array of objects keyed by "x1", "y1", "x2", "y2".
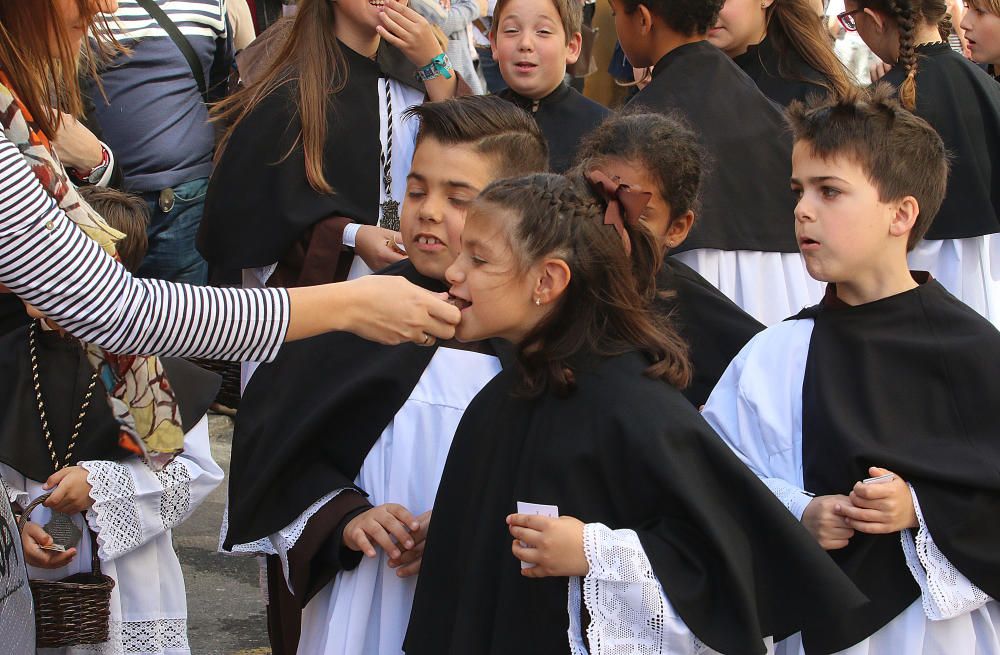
[{"x1": 0, "y1": 0, "x2": 999, "y2": 653}]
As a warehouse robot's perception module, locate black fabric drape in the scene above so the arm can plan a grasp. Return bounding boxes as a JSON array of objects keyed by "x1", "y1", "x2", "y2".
[{"x1": 733, "y1": 37, "x2": 833, "y2": 107}]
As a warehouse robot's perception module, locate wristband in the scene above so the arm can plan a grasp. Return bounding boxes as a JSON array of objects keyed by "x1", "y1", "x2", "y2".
[
  {"x1": 415, "y1": 52, "x2": 454, "y2": 82},
  {"x1": 69, "y1": 144, "x2": 111, "y2": 185}
]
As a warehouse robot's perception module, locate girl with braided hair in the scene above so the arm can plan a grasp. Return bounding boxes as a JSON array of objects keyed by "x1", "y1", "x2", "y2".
[
  {"x1": 404, "y1": 172, "x2": 864, "y2": 655},
  {"x1": 841, "y1": 0, "x2": 1000, "y2": 324}
]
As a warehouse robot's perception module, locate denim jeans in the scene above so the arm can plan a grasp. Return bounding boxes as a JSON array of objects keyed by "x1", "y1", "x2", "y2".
[
  {"x1": 476, "y1": 46, "x2": 507, "y2": 94},
  {"x1": 139, "y1": 177, "x2": 210, "y2": 285}
]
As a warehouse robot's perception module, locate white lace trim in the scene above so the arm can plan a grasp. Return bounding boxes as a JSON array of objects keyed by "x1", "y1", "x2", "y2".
[
  {"x1": 72, "y1": 618, "x2": 189, "y2": 654},
  {"x1": 571, "y1": 523, "x2": 709, "y2": 654},
  {"x1": 901, "y1": 486, "x2": 991, "y2": 621},
  {"x1": 81, "y1": 461, "x2": 143, "y2": 561},
  {"x1": 762, "y1": 478, "x2": 812, "y2": 521},
  {"x1": 154, "y1": 461, "x2": 192, "y2": 531}
]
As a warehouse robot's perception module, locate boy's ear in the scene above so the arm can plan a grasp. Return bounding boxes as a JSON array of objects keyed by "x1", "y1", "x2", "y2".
[
  {"x1": 535, "y1": 258, "x2": 572, "y2": 304},
  {"x1": 889, "y1": 195, "x2": 919, "y2": 240},
  {"x1": 489, "y1": 31, "x2": 499, "y2": 60},
  {"x1": 565, "y1": 31, "x2": 583, "y2": 65}
]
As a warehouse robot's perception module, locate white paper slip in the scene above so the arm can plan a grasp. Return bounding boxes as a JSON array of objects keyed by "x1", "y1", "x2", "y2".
[
  {"x1": 863, "y1": 473, "x2": 896, "y2": 485},
  {"x1": 515, "y1": 502, "x2": 559, "y2": 569}
]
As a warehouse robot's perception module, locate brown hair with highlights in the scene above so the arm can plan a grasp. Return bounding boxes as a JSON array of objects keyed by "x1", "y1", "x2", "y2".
[
  {"x1": 77, "y1": 185, "x2": 150, "y2": 273},
  {"x1": 474, "y1": 173, "x2": 691, "y2": 397},
  {"x1": 766, "y1": 0, "x2": 855, "y2": 99},
  {"x1": 787, "y1": 84, "x2": 949, "y2": 250}
]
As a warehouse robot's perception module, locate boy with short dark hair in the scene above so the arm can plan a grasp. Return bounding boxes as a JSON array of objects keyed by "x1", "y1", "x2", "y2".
[
  {"x1": 492, "y1": 0, "x2": 609, "y2": 172},
  {"x1": 221, "y1": 95, "x2": 547, "y2": 655},
  {"x1": 76, "y1": 185, "x2": 150, "y2": 273},
  {"x1": 704, "y1": 86, "x2": 1000, "y2": 654}
]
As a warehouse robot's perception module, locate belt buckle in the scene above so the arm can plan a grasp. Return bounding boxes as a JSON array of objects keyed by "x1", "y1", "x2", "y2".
[{"x1": 158, "y1": 188, "x2": 175, "y2": 213}]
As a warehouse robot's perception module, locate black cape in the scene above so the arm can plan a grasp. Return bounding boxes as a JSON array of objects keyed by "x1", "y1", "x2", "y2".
[
  {"x1": 0, "y1": 326, "x2": 220, "y2": 483},
  {"x1": 794, "y1": 276, "x2": 1000, "y2": 652},
  {"x1": 405, "y1": 351, "x2": 866, "y2": 655},
  {"x1": 883, "y1": 43, "x2": 1000, "y2": 240},
  {"x1": 733, "y1": 37, "x2": 833, "y2": 107},
  {"x1": 224, "y1": 260, "x2": 497, "y2": 547},
  {"x1": 629, "y1": 40, "x2": 799, "y2": 253},
  {"x1": 197, "y1": 44, "x2": 425, "y2": 270},
  {"x1": 497, "y1": 83, "x2": 610, "y2": 173},
  {"x1": 656, "y1": 257, "x2": 764, "y2": 407}
]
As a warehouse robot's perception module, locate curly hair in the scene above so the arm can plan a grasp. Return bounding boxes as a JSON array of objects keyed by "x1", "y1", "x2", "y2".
[
  {"x1": 474, "y1": 173, "x2": 692, "y2": 397},
  {"x1": 619, "y1": 0, "x2": 725, "y2": 36}
]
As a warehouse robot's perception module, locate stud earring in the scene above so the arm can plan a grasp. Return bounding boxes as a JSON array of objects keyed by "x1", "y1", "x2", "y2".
[{"x1": 534, "y1": 297, "x2": 541, "y2": 306}]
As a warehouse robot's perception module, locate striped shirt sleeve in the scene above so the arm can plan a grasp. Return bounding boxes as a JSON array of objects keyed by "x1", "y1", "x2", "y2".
[{"x1": 0, "y1": 136, "x2": 289, "y2": 361}]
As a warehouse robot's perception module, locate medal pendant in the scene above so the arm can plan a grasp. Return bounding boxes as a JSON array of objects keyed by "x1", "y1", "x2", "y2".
[
  {"x1": 44, "y1": 512, "x2": 82, "y2": 549},
  {"x1": 380, "y1": 199, "x2": 401, "y2": 232}
]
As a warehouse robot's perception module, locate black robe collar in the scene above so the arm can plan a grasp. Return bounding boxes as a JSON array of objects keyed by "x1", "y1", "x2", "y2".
[
  {"x1": 733, "y1": 36, "x2": 831, "y2": 107},
  {"x1": 497, "y1": 82, "x2": 610, "y2": 173},
  {"x1": 405, "y1": 350, "x2": 865, "y2": 655},
  {"x1": 791, "y1": 275, "x2": 1000, "y2": 651},
  {"x1": 632, "y1": 41, "x2": 799, "y2": 253},
  {"x1": 0, "y1": 326, "x2": 220, "y2": 482},
  {"x1": 883, "y1": 42, "x2": 1000, "y2": 240}
]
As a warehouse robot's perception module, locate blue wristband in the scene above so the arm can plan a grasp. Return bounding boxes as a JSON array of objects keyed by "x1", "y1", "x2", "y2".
[{"x1": 416, "y1": 53, "x2": 454, "y2": 82}]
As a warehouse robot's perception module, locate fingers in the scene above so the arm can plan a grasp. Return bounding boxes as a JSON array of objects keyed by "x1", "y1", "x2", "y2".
[
  {"x1": 386, "y1": 504, "x2": 420, "y2": 533},
  {"x1": 350, "y1": 528, "x2": 378, "y2": 558},
  {"x1": 44, "y1": 485, "x2": 68, "y2": 509},
  {"x1": 845, "y1": 520, "x2": 896, "y2": 535},
  {"x1": 852, "y1": 481, "x2": 893, "y2": 501},
  {"x1": 23, "y1": 522, "x2": 52, "y2": 547},
  {"x1": 44, "y1": 468, "x2": 71, "y2": 490},
  {"x1": 511, "y1": 538, "x2": 540, "y2": 565},
  {"x1": 506, "y1": 513, "x2": 554, "y2": 531},
  {"x1": 365, "y1": 522, "x2": 403, "y2": 559},
  {"x1": 507, "y1": 523, "x2": 544, "y2": 548},
  {"x1": 388, "y1": 540, "x2": 425, "y2": 570},
  {"x1": 424, "y1": 292, "x2": 461, "y2": 325},
  {"x1": 385, "y1": 0, "x2": 420, "y2": 24},
  {"x1": 835, "y1": 503, "x2": 883, "y2": 524},
  {"x1": 376, "y1": 25, "x2": 407, "y2": 49},
  {"x1": 394, "y1": 556, "x2": 423, "y2": 578}
]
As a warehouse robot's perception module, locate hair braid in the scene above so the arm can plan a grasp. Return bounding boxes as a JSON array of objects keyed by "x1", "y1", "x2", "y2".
[{"x1": 889, "y1": 0, "x2": 919, "y2": 109}]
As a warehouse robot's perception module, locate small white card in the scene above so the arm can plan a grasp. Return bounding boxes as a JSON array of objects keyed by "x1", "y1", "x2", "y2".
[
  {"x1": 516, "y1": 501, "x2": 559, "y2": 569},
  {"x1": 863, "y1": 473, "x2": 896, "y2": 485}
]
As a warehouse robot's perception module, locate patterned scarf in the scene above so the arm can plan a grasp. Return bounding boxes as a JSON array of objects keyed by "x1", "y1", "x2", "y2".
[{"x1": 0, "y1": 72, "x2": 184, "y2": 470}]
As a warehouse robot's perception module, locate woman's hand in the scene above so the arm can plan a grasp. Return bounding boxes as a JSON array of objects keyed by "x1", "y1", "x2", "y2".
[
  {"x1": 388, "y1": 510, "x2": 431, "y2": 577},
  {"x1": 355, "y1": 225, "x2": 406, "y2": 272},
  {"x1": 21, "y1": 521, "x2": 77, "y2": 569},
  {"x1": 869, "y1": 59, "x2": 892, "y2": 83},
  {"x1": 43, "y1": 466, "x2": 95, "y2": 515},
  {"x1": 801, "y1": 494, "x2": 855, "y2": 550},
  {"x1": 377, "y1": 0, "x2": 444, "y2": 69},
  {"x1": 507, "y1": 514, "x2": 588, "y2": 578},
  {"x1": 343, "y1": 503, "x2": 420, "y2": 560},
  {"x1": 51, "y1": 112, "x2": 104, "y2": 172},
  {"x1": 836, "y1": 467, "x2": 918, "y2": 534}
]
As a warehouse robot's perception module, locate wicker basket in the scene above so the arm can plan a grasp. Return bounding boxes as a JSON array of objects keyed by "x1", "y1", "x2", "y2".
[{"x1": 16, "y1": 493, "x2": 115, "y2": 648}]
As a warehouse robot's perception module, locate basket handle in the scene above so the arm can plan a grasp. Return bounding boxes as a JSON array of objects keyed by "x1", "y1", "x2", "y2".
[{"x1": 14, "y1": 492, "x2": 102, "y2": 576}]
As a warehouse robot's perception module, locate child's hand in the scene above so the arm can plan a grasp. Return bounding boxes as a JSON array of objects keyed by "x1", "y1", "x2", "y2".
[
  {"x1": 343, "y1": 503, "x2": 420, "y2": 560},
  {"x1": 801, "y1": 494, "x2": 855, "y2": 550},
  {"x1": 355, "y1": 225, "x2": 406, "y2": 272},
  {"x1": 20, "y1": 521, "x2": 77, "y2": 569},
  {"x1": 377, "y1": 0, "x2": 444, "y2": 68},
  {"x1": 506, "y1": 514, "x2": 588, "y2": 578},
  {"x1": 388, "y1": 510, "x2": 431, "y2": 577},
  {"x1": 43, "y1": 466, "x2": 94, "y2": 515},
  {"x1": 837, "y1": 467, "x2": 918, "y2": 534}
]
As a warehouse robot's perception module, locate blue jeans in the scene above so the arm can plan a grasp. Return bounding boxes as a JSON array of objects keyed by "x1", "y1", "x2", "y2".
[
  {"x1": 476, "y1": 46, "x2": 506, "y2": 93},
  {"x1": 139, "y1": 177, "x2": 210, "y2": 285}
]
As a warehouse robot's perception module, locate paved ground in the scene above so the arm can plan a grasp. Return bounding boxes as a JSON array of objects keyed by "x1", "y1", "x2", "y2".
[{"x1": 174, "y1": 414, "x2": 271, "y2": 655}]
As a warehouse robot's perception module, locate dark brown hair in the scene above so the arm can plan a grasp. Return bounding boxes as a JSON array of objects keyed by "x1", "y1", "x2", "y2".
[
  {"x1": 0, "y1": 0, "x2": 119, "y2": 139},
  {"x1": 861, "y1": 0, "x2": 947, "y2": 108},
  {"x1": 491, "y1": 0, "x2": 583, "y2": 44},
  {"x1": 574, "y1": 112, "x2": 703, "y2": 221},
  {"x1": 475, "y1": 173, "x2": 691, "y2": 397},
  {"x1": 406, "y1": 95, "x2": 549, "y2": 178},
  {"x1": 620, "y1": 0, "x2": 724, "y2": 36},
  {"x1": 213, "y1": 0, "x2": 352, "y2": 194},
  {"x1": 787, "y1": 84, "x2": 948, "y2": 249},
  {"x1": 766, "y1": 0, "x2": 855, "y2": 99},
  {"x1": 77, "y1": 186, "x2": 150, "y2": 272}
]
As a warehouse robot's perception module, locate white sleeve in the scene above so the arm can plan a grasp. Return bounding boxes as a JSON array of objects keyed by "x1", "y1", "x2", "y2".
[
  {"x1": 80, "y1": 416, "x2": 223, "y2": 561},
  {"x1": 567, "y1": 522, "x2": 718, "y2": 655},
  {"x1": 342, "y1": 222, "x2": 362, "y2": 249},
  {"x1": 0, "y1": 137, "x2": 290, "y2": 361},
  {"x1": 900, "y1": 486, "x2": 992, "y2": 620}
]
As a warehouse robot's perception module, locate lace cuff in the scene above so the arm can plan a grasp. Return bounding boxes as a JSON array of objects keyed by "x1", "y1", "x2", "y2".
[
  {"x1": 762, "y1": 478, "x2": 812, "y2": 521},
  {"x1": 901, "y1": 486, "x2": 991, "y2": 620},
  {"x1": 568, "y1": 522, "x2": 710, "y2": 655},
  {"x1": 81, "y1": 460, "x2": 144, "y2": 561}
]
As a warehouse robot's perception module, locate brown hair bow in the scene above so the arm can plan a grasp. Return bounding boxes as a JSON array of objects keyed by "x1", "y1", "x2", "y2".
[{"x1": 584, "y1": 170, "x2": 652, "y2": 256}]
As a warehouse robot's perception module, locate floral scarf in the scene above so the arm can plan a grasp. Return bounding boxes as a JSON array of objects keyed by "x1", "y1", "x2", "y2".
[{"x1": 0, "y1": 72, "x2": 184, "y2": 470}]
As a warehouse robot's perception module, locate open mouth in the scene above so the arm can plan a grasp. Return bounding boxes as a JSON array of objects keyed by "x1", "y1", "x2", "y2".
[
  {"x1": 799, "y1": 237, "x2": 820, "y2": 249},
  {"x1": 446, "y1": 294, "x2": 472, "y2": 310},
  {"x1": 514, "y1": 62, "x2": 538, "y2": 73},
  {"x1": 369, "y1": 0, "x2": 385, "y2": 7},
  {"x1": 416, "y1": 235, "x2": 444, "y2": 246}
]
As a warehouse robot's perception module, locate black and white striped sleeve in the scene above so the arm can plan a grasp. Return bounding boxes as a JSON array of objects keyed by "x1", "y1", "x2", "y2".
[{"x1": 0, "y1": 137, "x2": 289, "y2": 361}]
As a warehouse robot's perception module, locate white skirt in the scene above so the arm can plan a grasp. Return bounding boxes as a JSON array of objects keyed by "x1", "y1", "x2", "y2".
[
  {"x1": 671, "y1": 248, "x2": 824, "y2": 326},
  {"x1": 908, "y1": 235, "x2": 1000, "y2": 327}
]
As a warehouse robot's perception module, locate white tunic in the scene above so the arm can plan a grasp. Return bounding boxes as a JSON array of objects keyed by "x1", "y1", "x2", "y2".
[
  {"x1": 702, "y1": 319, "x2": 1000, "y2": 654},
  {"x1": 1, "y1": 416, "x2": 223, "y2": 655},
  {"x1": 908, "y1": 235, "x2": 1000, "y2": 327}
]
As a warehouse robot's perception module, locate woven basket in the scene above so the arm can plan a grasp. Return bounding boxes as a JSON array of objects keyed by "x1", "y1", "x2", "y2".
[{"x1": 16, "y1": 493, "x2": 115, "y2": 648}]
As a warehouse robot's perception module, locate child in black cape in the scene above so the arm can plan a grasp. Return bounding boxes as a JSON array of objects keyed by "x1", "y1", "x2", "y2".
[
  {"x1": 572, "y1": 111, "x2": 764, "y2": 407},
  {"x1": 404, "y1": 173, "x2": 864, "y2": 655},
  {"x1": 841, "y1": 0, "x2": 1000, "y2": 324},
  {"x1": 704, "y1": 87, "x2": 1000, "y2": 654},
  {"x1": 221, "y1": 96, "x2": 548, "y2": 655},
  {"x1": 492, "y1": 0, "x2": 610, "y2": 172},
  {"x1": 609, "y1": 0, "x2": 823, "y2": 324}
]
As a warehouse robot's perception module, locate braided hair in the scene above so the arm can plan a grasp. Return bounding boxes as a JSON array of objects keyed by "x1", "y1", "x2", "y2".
[
  {"x1": 474, "y1": 173, "x2": 692, "y2": 397},
  {"x1": 865, "y1": 0, "x2": 947, "y2": 109}
]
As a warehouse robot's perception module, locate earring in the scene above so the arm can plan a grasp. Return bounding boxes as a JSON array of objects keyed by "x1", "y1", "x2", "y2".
[{"x1": 534, "y1": 297, "x2": 541, "y2": 306}]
